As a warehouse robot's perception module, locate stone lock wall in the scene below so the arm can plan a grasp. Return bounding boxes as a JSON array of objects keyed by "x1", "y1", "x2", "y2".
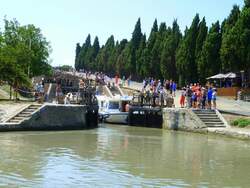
[
  {"x1": 162, "y1": 108, "x2": 207, "y2": 131},
  {"x1": 22, "y1": 104, "x2": 89, "y2": 130}
]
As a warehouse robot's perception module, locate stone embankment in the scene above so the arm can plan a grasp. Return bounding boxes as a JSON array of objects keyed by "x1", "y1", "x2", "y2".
[
  {"x1": 162, "y1": 108, "x2": 250, "y2": 140},
  {"x1": 0, "y1": 104, "x2": 98, "y2": 131}
]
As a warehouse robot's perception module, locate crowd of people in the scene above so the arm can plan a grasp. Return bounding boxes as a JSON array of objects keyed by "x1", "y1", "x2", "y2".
[
  {"x1": 32, "y1": 69, "x2": 218, "y2": 110},
  {"x1": 180, "y1": 83, "x2": 217, "y2": 109},
  {"x1": 138, "y1": 78, "x2": 218, "y2": 109},
  {"x1": 137, "y1": 78, "x2": 177, "y2": 107}
]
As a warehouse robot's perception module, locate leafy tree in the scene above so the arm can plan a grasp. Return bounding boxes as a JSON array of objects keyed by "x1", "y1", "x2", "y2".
[
  {"x1": 245, "y1": 0, "x2": 250, "y2": 8},
  {"x1": 0, "y1": 18, "x2": 51, "y2": 92}
]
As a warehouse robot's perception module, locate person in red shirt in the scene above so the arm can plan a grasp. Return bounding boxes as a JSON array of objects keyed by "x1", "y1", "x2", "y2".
[{"x1": 180, "y1": 87, "x2": 186, "y2": 108}]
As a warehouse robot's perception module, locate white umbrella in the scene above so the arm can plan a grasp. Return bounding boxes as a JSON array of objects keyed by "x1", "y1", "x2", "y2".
[
  {"x1": 206, "y1": 73, "x2": 225, "y2": 80},
  {"x1": 224, "y1": 72, "x2": 236, "y2": 78}
]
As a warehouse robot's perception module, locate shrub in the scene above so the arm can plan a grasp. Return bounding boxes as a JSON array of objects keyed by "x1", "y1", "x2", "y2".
[{"x1": 232, "y1": 118, "x2": 250, "y2": 128}]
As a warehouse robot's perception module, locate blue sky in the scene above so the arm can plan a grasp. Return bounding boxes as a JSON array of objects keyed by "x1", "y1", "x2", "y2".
[{"x1": 0, "y1": 0, "x2": 244, "y2": 67}]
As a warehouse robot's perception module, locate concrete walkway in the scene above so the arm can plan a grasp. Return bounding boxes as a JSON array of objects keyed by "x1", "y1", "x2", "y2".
[{"x1": 217, "y1": 97, "x2": 250, "y2": 116}]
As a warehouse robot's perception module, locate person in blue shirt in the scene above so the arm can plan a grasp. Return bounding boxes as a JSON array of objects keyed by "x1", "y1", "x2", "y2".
[
  {"x1": 172, "y1": 81, "x2": 177, "y2": 97},
  {"x1": 207, "y1": 87, "x2": 213, "y2": 109}
]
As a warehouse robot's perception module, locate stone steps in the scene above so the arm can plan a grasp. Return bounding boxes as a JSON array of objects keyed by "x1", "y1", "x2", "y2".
[
  {"x1": 193, "y1": 109, "x2": 226, "y2": 128},
  {"x1": 6, "y1": 104, "x2": 42, "y2": 124}
]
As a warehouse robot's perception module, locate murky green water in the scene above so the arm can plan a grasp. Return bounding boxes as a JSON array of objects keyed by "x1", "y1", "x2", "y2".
[{"x1": 0, "y1": 124, "x2": 250, "y2": 187}]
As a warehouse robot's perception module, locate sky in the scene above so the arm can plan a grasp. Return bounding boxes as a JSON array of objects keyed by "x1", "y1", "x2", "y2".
[{"x1": 0, "y1": 0, "x2": 244, "y2": 67}]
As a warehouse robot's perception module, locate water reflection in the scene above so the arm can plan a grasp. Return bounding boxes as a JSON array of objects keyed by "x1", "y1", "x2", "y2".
[{"x1": 0, "y1": 125, "x2": 250, "y2": 187}]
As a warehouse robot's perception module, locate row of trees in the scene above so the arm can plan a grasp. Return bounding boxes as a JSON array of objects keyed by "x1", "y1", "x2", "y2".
[
  {"x1": 0, "y1": 18, "x2": 52, "y2": 90},
  {"x1": 75, "y1": 0, "x2": 250, "y2": 86}
]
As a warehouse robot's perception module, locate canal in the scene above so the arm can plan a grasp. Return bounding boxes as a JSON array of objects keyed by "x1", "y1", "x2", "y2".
[{"x1": 0, "y1": 124, "x2": 250, "y2": 187}]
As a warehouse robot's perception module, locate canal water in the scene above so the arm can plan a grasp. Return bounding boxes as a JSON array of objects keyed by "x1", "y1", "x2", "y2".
[{"x1": 0, "y1": 124, "x2": 250, "y2": 187}]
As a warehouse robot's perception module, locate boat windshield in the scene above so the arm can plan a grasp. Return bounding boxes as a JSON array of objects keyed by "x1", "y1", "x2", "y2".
[{"x1": 108, "y1": 102, "x2": 119, "y2": 110}]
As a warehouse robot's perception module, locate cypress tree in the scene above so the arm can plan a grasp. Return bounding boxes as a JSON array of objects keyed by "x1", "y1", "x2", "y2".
[
  {"x1": 220, "y1": 5, "x2": 241, "y2": 72},
  {"x1": 195, "y1": 17, "x2": 208, "y2": 72},
  {"x1": 151, "y1": 19, "x2": 158, "y2": 33},
  {"x1": 93, "y1": 36, "x2": 100, "y2": 58},
  {"x1": 199, "y1": 21, "x2": 222, "y2": 83},
  {"x1": 78, "y1": 34, "x2": 91, "y2": 70},
  {"x1": 161, "y1": 20, "x2": 182, "y2": 81},
  {"x1": 147, "y1": 19, "x2": 160, "y2": 77},
  {"x1": 176, "y1": 14, "x2": 200, "y2": 84},
  {"x1": 131, "y1": 18, "x2": 143, "y2": 50},
  {"x1": 136, "y1": 34, "x2": 146, "y2": 79},
  {"x1": 74, "y1": 43, "x2": 81, "y2": 70},
  {"x1": 129, "y1": 18, "x2": 143, "y2": 76}
]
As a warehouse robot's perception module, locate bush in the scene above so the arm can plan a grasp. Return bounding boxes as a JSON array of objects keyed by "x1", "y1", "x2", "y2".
[{"x1": 232, "y1": 118, "x2": 250, "y2": 128}]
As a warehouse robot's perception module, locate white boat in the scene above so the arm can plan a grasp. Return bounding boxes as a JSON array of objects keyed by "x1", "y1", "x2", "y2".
[{"x1": 97, "y1": 95, "x2": 132, "y2": 124}]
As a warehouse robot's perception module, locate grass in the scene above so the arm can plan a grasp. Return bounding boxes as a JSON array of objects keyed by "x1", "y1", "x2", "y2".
[
  {"x1": 0, "y1": 84, "x2": 10, "y2": 93},
  {"x1": 0, "y1": 84, "x2": 26, "y2": 99},
  {"x1": 0, "y1": 93, "x2": 7, "y2": 99},
  {"x1": 231, "y1": 118, "x2": 250, "y2": 128}
]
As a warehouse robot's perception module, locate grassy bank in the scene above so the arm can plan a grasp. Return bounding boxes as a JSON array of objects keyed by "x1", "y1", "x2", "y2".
[
  {"x1": 232, "y1": 118, "x2": 250, "y2": 128},
  {"x1": 0, "y1": 84, "x2": 29, "y2": 100}
]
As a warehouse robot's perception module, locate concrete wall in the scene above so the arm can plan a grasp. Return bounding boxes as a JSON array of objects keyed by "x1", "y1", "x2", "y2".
[
  {"x1": 162, "y1": 108, "x2": 207, "y2": 132},
  {"x1": 0, "y1": 104, "x2": 98, "y2": 131}
]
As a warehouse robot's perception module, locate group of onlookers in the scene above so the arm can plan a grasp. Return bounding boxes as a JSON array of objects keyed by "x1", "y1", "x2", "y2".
[
  {"x1": 138, "y1": 78, "x2": 177, "y2": 107},
  {"x1": 180, "y1": 83, "x2": 217, "y2": 109},
  {"x1": 139, "y1": 78, "x2": 218, "y2": 109}
]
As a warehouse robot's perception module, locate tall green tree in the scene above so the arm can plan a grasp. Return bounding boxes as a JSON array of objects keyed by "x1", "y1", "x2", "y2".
[
  {"x1": 195, "y1": 17, "x2": 208, "y2": 76},
  {"x1": 74, "y1": 43, "x2": 81, "y2": 70},
  {"x1": 129, "y1": 18, "x2": 142, "y2": 75},
  {"x1": 198, "y1": 21, "x2": 222, "y2": 83},
  {"x1": 79, "y1": 34, "x2": 91, "y2": 70},
  {"x1": 161, "y1": 20, "x2": 182, "y2": 81},
  {"x1": 220, "y1": 5, "x2": 241, "y2": 71},
  {"x1": 147, "y1": 19, "x2": 160, "y2": 77},
  {"x1": 176, "y1": 14, "x2": 200, "y2": 84}
]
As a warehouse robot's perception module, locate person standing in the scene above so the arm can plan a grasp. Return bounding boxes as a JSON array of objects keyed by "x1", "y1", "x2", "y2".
[
  {"x1": 169, "y1": 80, "x2": 173, "y2": 95},
  {"x1": 212, "y1": 88, "x2": 217, "y2": 109},
  {"x1": 165, "y1": 80, "x2": 170, "y2": 93},
  {"x1": 207, "y1": 87, "x2": 213, "y2": 109},
  {"x1": 180, "y1": 87, "x2": 186, "y2": 108},
  {"x1": 186, "y1": 86, "x2": 192, "y2": 108},
  {"x1": 201, "y1": 87, "x2": 207, "y2": 109},
  {"x1": 127, "y1": 75, "x2": 131, "y2": 87},
  {"x1": 172, "y1": 81, "x2": 177, "y2": 97}
]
